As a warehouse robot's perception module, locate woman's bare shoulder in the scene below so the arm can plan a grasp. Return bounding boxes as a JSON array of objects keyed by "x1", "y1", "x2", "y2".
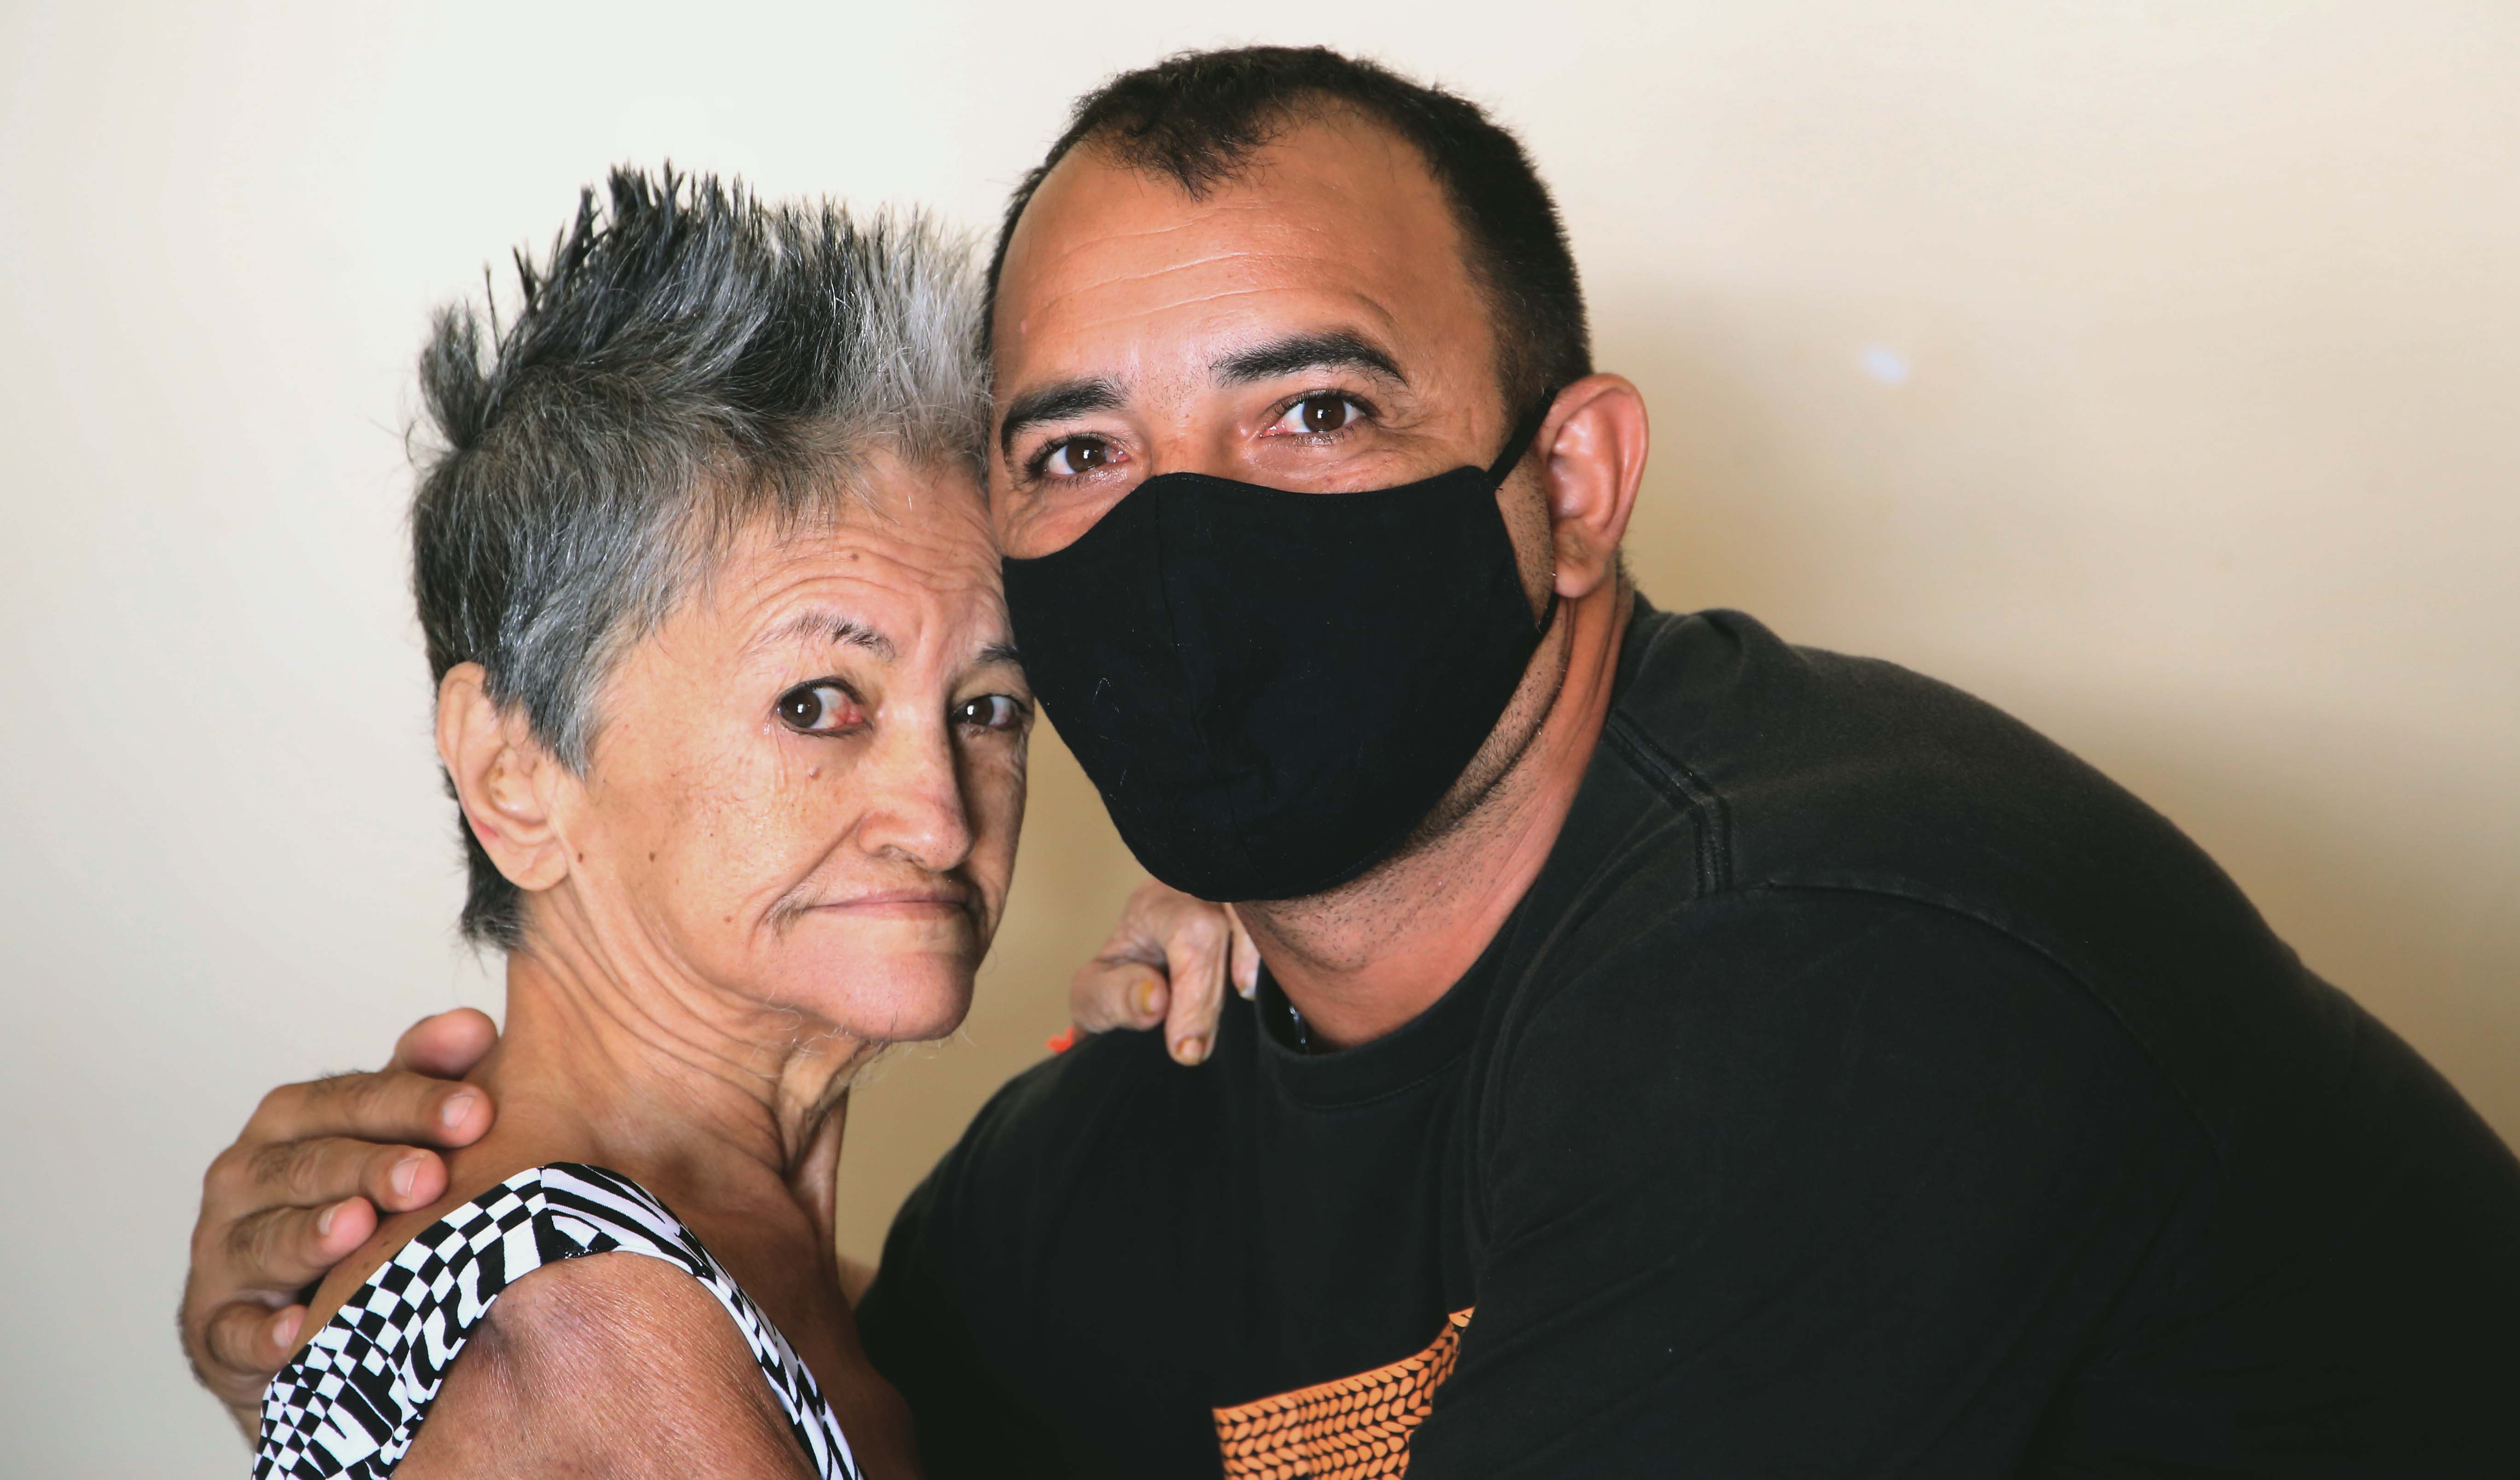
[
  {"x1": 294, "y1": 1141, "x2": 554, "y2": 1343},
  {"x1": 396, "y1": 1249, "x2": 818, "y2": 1480}
]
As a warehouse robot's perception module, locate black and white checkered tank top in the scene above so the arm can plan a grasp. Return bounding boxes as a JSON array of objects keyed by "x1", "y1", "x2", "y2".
[{"x1": 253, "y1": 1162, "x2": 862, "y2": 1479}]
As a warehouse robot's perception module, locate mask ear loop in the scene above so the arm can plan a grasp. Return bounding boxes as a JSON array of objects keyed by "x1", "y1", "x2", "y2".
[
  {"x1": 1485, "y1": 391, "x2": 1559, "y2": 482},
  {"x1": 1487, "y1": 391, "x2": 1564, "y2": 636}
]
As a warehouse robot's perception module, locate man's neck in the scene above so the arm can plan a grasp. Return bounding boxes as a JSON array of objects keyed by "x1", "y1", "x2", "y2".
[{"x1": 1238, "y1": 581, "x2": 1633, "y2": 1049}]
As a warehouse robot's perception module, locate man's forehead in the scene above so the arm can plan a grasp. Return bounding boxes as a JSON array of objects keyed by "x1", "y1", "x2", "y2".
[{"x1": 991, "y1": 112, "x2": 1469, "y2": 369}]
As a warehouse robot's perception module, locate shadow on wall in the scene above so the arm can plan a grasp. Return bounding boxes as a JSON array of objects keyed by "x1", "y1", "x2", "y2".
[{"x1": 833, "y1": 277, "x2": 2517, "y2": 1259}]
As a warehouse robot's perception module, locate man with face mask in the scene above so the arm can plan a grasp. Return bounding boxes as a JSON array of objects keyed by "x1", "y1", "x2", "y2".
[
  {"x1": 185, "y1": 47, "x2": 2520, "y2": 1478},
  {"x1": 869, "y1": 48, "x2": 2520, "y2": 1477}
]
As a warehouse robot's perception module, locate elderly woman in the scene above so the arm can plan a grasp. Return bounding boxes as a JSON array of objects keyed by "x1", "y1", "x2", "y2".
[{"x1": 247, "y1": 170, "x2": 1143, "y2": 1479}]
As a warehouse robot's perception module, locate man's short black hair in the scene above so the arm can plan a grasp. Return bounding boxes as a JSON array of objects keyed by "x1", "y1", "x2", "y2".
[{"x1": 986, "y1": 46, "x2": 1591, "y2": 417}]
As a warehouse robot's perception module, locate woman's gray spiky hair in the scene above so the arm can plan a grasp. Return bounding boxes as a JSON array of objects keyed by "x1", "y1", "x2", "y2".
[{"x1": 409, "y1": 166, "x2": 988, "y2": 947}]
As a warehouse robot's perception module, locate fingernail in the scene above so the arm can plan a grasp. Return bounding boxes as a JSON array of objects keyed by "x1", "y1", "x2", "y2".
[
  {"x1": 440, "y1": 1091, "x2": 477, "y2": 1130},
  {"x1": 391, "y1": 1157, "x2": 420, "y2": 1199},
  {"x1": 1175, "y1": 1035, "x2": 1207, "y2": 1065},
  {"x1": 316, "y1": 1202, "x2": 339, "y2": 1237},
  {"x1": 270, "y1": 1308, "x2": 303, "y2": 1351},
  {"x1": 1134, "y1": 979, "x2": 1164, "y2": 1019}
]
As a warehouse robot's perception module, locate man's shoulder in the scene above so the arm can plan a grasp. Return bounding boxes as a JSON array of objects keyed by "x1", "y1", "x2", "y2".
[
  {"x1": 1610, "y1": 604, "x2": 2174, "y2": 872},
  {"x1": 1564, "y1": 603, "x2": 2362, "y2": 1162},
  {"x1": 1599, "y1": 604, "x2": 2279, "y2": 979},
  {"x1": 1503, "y1": 882, "x2": 2175, "y2": 1101}
]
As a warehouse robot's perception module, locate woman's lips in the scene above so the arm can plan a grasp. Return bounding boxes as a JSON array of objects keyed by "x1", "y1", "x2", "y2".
[{"x1": 811, "y1": 889, "x2": 971, "y2": 916}]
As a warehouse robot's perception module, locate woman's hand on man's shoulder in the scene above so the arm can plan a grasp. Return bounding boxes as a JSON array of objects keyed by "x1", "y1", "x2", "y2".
[{"x1": 1062, "y1": 880, "x2": 1256, "y2": 1067}]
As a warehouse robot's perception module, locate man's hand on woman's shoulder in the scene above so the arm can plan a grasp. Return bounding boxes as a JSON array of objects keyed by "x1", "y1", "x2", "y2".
[
  {"x1": 181, "y1": 881, "x2": 1244, "y2": 1434},
  {"x1": 181, "y1": 1008, "x2": 498, "y2": 1433}
]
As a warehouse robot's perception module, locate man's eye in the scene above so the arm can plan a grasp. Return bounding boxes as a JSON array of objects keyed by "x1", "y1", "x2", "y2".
[
  {"x1": 1039, "y1": 437, "x2": 1117, "y2": 478},
  {"x1": 955, "y1": 694, "x2": 1026, "y2": 732},
  {"x1": 776, "y1": 682, "x2": 863, "y2": 734},
  {"x1": 1268, "y1": 393, "x2": 1365, "y2": 437}
]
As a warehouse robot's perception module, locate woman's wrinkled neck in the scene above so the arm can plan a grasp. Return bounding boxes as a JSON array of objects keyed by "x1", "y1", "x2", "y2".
[{"x1": 479, "y1": 885, "x2": 876, "y2": 1218}]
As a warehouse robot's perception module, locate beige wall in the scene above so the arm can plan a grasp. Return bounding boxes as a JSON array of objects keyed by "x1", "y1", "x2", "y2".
[{"x1": 3, "y1": 2, "x2": 2513, "y2": 1471}]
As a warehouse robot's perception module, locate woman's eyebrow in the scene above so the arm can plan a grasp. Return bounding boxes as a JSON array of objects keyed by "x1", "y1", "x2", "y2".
[
  {"x1": 750, "y1": 609, "x2": 896, "y2": 661},
  {"x1": 1211, "y1": 329, "x2": 1408, "y2": 388}
]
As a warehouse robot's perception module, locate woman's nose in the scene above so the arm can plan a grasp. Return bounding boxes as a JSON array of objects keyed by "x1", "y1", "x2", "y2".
[{"x1": 854, "y1": 725, "x2": 976, "y2": 871}]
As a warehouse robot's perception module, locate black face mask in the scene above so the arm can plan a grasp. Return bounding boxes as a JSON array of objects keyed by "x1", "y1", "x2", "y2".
[{"x1": 1001, "y1": 405, "x2": 1556, "y2": 902}]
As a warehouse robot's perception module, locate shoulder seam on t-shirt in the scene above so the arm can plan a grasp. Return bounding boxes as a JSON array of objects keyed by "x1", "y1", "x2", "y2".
[{"x1": 1600, "y1": 711, "x2": 1733, "y2": 895}]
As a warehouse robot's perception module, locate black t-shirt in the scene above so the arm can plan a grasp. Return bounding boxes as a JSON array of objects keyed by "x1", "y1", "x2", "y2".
[{"x1": 857, "y1": 603, "x2": 2520, "y2": 1478}]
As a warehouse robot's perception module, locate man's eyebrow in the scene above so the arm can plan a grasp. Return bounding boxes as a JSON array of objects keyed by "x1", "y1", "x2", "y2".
[
  {"x1": 998, "y1": 377, "x2": 1126, "y2": 458},
  {"x1": 1212, "y1": 330, "x2": 1408, "y2": 388},
  {"x1": 977, "y1": 642, "x2": 1024, "y2": 669},
  {"x1": 752, "y1": 609, "x2": 896, "y2": 661}
]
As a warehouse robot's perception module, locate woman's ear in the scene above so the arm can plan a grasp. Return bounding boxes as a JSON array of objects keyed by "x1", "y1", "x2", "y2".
[
  {"x1": 435, "y1": 664, "x2": 574, "y2": 895},
  {"x1": 1536, "y1": 373, "x2": 1651, "y2": 601}
]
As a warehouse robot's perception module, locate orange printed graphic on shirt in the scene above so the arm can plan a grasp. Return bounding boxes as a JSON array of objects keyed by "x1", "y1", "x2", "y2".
[{"x1": 1213, "y1": 1308, "x2": 1474, "y2": 1479}]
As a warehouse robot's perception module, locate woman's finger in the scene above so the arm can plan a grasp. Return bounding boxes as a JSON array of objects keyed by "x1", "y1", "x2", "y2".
[
  {"x1": 1160, "y1": 911, "x2": 1229, "y2": 1065},
  {"x1": 1071, "y1": 955, "x2": 1167, "y2": 1034},
  {"x1": 1225, "y1": 903, "x2": 1261, "y2": 999}
]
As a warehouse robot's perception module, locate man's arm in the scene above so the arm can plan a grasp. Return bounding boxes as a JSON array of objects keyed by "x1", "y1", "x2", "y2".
[{"x1": 1412, "y1": 888, "x2": 2211, "y2": 1477}]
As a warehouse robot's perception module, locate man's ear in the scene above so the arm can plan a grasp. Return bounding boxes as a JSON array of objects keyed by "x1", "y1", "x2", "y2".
[
  {"x1": 1535, "y1": 373, "x2": 1650, "y2": 601},
  {"x1": 435, "y1": 663, "x2": 574, "y2": 896}
]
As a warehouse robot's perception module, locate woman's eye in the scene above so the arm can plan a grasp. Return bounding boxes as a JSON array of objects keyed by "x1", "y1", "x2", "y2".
[
  {"x1": 1040, "y1": 437, "x2": 1117, "y2": 478},
  {"x1": 776, "y1": 682, "x2": 863, "y2": 734},
  {"x1": 1269, "y1": 394, "x2": 1363, "y2": 437},
  {"x1": 956, "y1": 694, "x2": 1026, "y2": 732}
]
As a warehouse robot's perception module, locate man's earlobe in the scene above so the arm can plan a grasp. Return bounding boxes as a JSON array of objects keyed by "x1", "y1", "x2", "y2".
[
  {"x1": 1539, "y1": 374, "x2": 1651, "y2": 601},
  {"x1": 434, "y1": 664, "x2": 573, "y2": 894}
]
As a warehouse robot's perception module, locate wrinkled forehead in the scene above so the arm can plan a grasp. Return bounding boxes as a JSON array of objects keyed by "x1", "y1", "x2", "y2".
[
  {"x1": 675, "y1": 459, "x2": 1004, "y2": 644},
  {"x1": 990, "y1": 112, "x2": 1482, "y2": 384}
]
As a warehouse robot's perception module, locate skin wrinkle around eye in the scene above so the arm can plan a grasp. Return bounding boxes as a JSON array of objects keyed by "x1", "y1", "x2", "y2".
[
  {"x1": 987, "y1": 116, "x2": 1499, "y2": 568},
  {"x1": 1001, "y1": 327, "x2": 1434, "y2": 493}
]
